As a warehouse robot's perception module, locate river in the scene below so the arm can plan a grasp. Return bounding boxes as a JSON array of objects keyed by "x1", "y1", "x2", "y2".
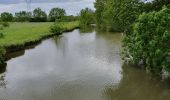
[{"x1": 0, "y1": 29, "x2": 170, "y2": 100}]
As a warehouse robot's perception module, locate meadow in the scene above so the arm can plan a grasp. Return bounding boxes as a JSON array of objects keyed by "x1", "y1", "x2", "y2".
[{"x1": 0, "y1": 21, "x2": 79, "y2": 47}]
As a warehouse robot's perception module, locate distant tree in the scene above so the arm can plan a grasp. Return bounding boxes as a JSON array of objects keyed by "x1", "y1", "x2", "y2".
[
  {"x1": 60, "y1": 15, "x2": 78, "y2": 22},
  {"x1": 0, "y1": 12, "x2": 13, "y2": 22},
  {"x1": 15, "y1": 11, "x2": 31, "y2": 22},
  {"x1": 151, "y1": 0, "x2": 170, "y2": 11},
  {"x1": 31, "y1": 8, "x2": 47, "y2": 22},
  {"x1": 48, "y1": 8, "x2": 66, "y2": 22},
  {"x1": 79, "y1": 8, "x2": 95, "y2": 26}
]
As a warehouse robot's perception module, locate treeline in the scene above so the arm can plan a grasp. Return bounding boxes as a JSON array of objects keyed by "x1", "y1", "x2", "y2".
[
  {"x1": 93, "y1": 0, "x2": 170, "y2": 78},
  {"x1": 0, "y1": 7, "x2": 78, "y2": 22}
]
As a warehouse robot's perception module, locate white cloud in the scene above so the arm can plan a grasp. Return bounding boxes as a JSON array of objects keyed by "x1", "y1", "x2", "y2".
[{"x1": 0, "y1": 0, "x2": 95, "y2": 15}]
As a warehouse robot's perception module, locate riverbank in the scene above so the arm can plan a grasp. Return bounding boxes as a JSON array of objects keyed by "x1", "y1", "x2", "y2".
[{"x1": 0, "y1": 21, "x2": 79, "y2": 63}]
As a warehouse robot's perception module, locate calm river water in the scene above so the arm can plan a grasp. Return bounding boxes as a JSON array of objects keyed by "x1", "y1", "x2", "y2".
[{"x1": 0, "y1": 29, "x2": 170, "y2": 100}]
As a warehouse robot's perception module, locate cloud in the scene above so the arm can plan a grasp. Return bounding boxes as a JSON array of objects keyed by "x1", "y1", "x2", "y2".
[
  {"x1": 0, "y1": 0, "x2": 85, "y2": 4},
  {"x1": 0, "y1": 0, "x2": 95, "y2": 15}
]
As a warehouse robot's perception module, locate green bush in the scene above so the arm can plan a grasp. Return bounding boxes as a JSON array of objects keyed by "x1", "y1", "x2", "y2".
[
  {"x1": 50, "y1": 21, "x2": 79, "y2": 35},
  {"x1": 2, "y1": 22, "x2": 9, "y2": 27},
  {"x1": 50, "y1": 23, "x2": 64, "y2": 35},
  {"x1": 122, "y1": 6, "x2": 170, "y2": 77}
]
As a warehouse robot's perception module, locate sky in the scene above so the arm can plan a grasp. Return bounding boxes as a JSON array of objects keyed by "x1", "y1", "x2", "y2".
[{"x1": 0, "y1": 0, "x2": 95, "y2": 15}]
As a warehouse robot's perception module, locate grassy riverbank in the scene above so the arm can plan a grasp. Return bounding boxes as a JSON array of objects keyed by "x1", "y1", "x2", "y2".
[
  {"x1": 0, "y1": 21, "x2": 79, "y2": 48},
  {"x1": 0, "y1": 22, "x2": 52, "y2": 47},
  {"x1": 0, "y1": 21, "x2": 79, "y2": 64}
]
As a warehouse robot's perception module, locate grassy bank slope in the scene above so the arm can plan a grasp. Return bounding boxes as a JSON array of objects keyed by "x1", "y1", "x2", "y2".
[
  {"x1": 0, "y1": 22, "x2": 52, "y2": 47},
  {"x1": 0, "y1": 21, "x2": 79, "y2": 48}
]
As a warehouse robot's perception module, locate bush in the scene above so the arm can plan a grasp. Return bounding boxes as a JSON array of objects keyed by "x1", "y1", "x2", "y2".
[
  {"x1": 50, "y1": 23, "x2": 64, "y2": 35},
  {"x1": 50, "y1": 21, "x2": 79, "y2": 35},
  {"x1": 2, "y1": 22, "x2": 9, "y2": 27},
  {"x1": 122, "y1": 6, "x2": 170, "y2": 77}
]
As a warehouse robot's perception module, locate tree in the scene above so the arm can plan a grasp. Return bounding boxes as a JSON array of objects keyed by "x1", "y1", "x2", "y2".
[
  {"x1": 151, "y1": 0, "x2": 170, "y2": 11},
  {"x1": 79, "y1": 8, "x2": 95, "y2": 26},
  {"x1": 0, "y1": 12, "x2": 13, "y2": 22},
  {"x1": 94, "y1": 0, "x2": 105, "y2": 29},
  {"x1": 94, "y1": 0, "x2": 141, "y2": 32},
  {"x1": 31, "y1": 8, "x2": 47, "y2": 22},
  {"x1": 49, "y1": 8, "x2": 66, "y2": 22},
  {"x1": 15, "y1": 11, "x2": 31, "y2": 22},
  {"x1": 122, "y1": 7, "x2": 170, "y2": 76}
]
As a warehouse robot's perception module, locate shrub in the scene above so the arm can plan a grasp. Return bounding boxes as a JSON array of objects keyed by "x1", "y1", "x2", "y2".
[
  {"x1": 122, "y1": 6, "x2": 170, "y2": 77},
  {"x1": 50, "y1": 23, "x2": 64, "y2": 35},
  {"x1": 50, "y1": 21, "x2": 79, "y2": 35},
  {"x1": 2, "y1": 22, "x2": 9, "y2": 27}
]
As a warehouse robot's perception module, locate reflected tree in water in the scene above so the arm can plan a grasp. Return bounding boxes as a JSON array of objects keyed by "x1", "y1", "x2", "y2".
[
  {"x1": 102, "y1": 65, "x2": 170, "y2": 100},
  {"x1": 0, "y1": 63, "x2": 7, "y2": 89},
  {"x1": 79, "y1": 26, "x2": 94, "y2": 33}
]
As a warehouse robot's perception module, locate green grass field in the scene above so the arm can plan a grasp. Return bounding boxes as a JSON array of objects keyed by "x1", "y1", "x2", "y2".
[{"x1": 0, "y1": 21, "x2": 79, "y2": 47}]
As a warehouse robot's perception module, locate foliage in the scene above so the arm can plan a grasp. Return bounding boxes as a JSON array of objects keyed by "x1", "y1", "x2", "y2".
[
  {"x1": 0, "y1": 22, "x2": 10, "y2": 38},
  {"x1": 122, "y1": 7, "x2": 170, "y2": 76},
  {"x1": 94, "y1": 0, "x2": 105, "y2": 29},
  {"x1": 49, "y1": 8, "x2": 66, "y2": 22},
  {"x1": 79, "y1": 8, "x2": 95, "y2": 26},
  {"x1": 151, "y1": 0, "x2": 170, "y2": 11},
  {"x1": 15, "y1": 11, "x2": 32, "y2": 22},
  {"x1": 31, "y1": 8, "x2": 47, "y2": 22},
  {"x1": 50, "y1": 21, "x2": 79, "y2": 35},
  {"x1": 59, "y1": 15, "x2": 79, "y2": 22},
  {"x1": 0, "y1": 12, "x2": 13, "y2": 22},
  {"x1": 94, "y1": 0, "x2": 141, "y2": 32}
]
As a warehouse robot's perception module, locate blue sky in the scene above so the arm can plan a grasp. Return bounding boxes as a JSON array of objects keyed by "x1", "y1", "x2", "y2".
[{"x1": 0, "y1": 0, "x2": 95, "y2": 15}]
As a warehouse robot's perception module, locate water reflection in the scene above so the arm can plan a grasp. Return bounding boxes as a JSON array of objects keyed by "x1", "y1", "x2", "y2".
[
  {"x1": 102, "y1": 64, "x2": 170, "y2": 100},
  {"x1": 0, "y1": 29, "x2": 122, "y2": 100},
  {"x1": 0, "y1": 29, "x2": 169, "y2": 100},
  {"x1": 0, "y1": 63, "x2": 7, "y2": 89},
  {"x1": 79, "y1": 26, "x2": 94, "y2": 33}
]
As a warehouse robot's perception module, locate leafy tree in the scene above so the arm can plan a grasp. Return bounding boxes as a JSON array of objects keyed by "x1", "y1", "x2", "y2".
[
  {"x1": 15, "y1": 11, "x2": 31, "y2": 22},
  {"x1": 122, "y1": 7, "x2": 170, "y2": 76},
  {"x1": 151, "y1": 0, "x2": 170, "y2": 11},
  {"x1": 79, "y1": 8, "x2": 95, "y2": 26},
  {"x1": 31, "y1": 8, "x2": 47, "y2": 22},
  {"x1": 49, "y1": 8, "x2": 66, "y2": 22},
  {"x1": 0, "y1": 12, "x2": 13, "y2": 22},
  {"x1": 94, "y1": 0, "x2": 105, "y2": 29},
  {"x1": 94, "y1": 0, "x2": 141, "y2": 32}
]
